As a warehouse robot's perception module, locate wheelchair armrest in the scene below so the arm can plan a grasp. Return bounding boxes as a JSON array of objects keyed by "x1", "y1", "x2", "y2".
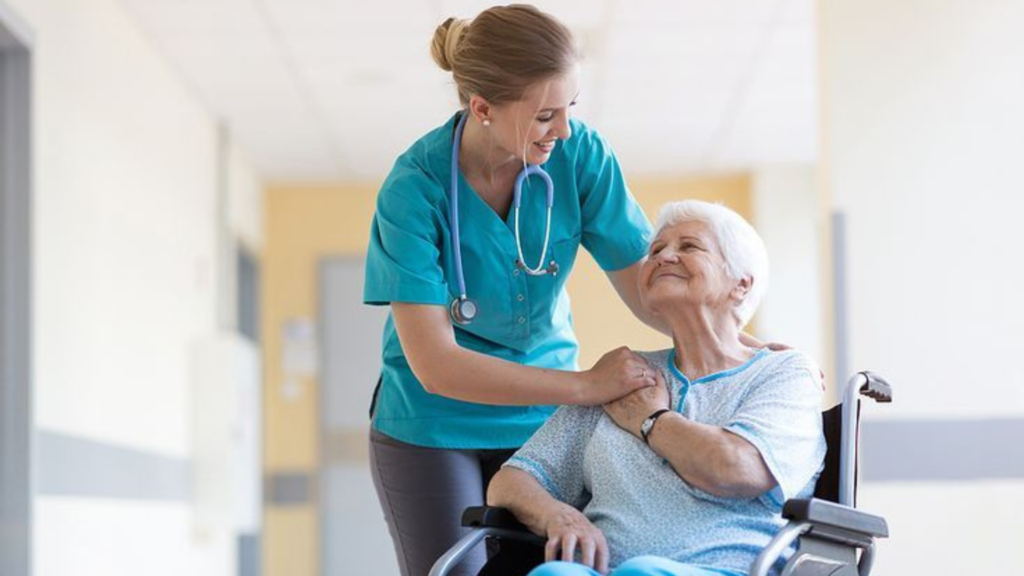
[
  {"x1": 750, "y1": 498, "x2": 889, "y2": 576},
  {"x1": 462, "y1": 506, "x2": 531, "y2": 532},
  {"x1": 783, "y1": 498, "x2": 889, "y2": 538},
  {"x1": 431, "y1": 507, "x2": 541, "y2": 576}
]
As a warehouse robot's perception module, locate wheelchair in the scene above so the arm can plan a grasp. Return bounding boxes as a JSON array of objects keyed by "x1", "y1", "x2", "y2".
[{"x1": 430, "y1": 371, "x2": 893, "y2": 576}]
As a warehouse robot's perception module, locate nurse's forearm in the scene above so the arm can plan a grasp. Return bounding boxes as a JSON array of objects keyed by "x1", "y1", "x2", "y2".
[
  {"x1": 606, "y1": 263, "x2": 671, "y2": 337},
  {"x1": 393, "y1": 302, "x2": 646, "y2": 406},
  {"x1": 420, "y1": 344, "x2": 592, "y2": 405}
]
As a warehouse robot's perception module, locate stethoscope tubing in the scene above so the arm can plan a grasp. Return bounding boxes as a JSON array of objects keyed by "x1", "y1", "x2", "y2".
[
  {"x1": 448, "y1": 111, "x2": 557, "y2": 324},
  {"x1": 450, "y1": 113, "x2": 470, "y2": 300},
  {"x1": 513, "y1": 166, "x2": 555, "y2": 276}
]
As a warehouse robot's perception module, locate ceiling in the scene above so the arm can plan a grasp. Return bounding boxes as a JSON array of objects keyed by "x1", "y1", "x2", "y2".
[{"x1": 120, "y1": 0, "x2": 818, "y2": 183}]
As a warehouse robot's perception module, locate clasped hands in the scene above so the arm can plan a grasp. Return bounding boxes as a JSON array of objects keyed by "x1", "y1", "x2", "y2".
[{"x1": 603, "y1": 363, "x2": 670, "y2": 441}]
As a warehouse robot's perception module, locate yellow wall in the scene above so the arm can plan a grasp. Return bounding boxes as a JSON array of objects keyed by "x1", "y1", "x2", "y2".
[
  {"x1": 260, "y1": 175, "x2": 751, "y2": 574},
  {"x1": 262, "y1": 184, "x2": 378, "y2": 576}
]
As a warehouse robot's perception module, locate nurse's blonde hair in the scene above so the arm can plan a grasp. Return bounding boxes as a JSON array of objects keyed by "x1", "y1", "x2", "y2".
[{"x1": 431, "y1": 4, "x2": 579, "y2": 106}]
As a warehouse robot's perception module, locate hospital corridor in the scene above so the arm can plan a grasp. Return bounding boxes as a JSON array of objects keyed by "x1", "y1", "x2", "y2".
[{"x1": 1, "y1": 1, "x2": 1022, "y2": 575}]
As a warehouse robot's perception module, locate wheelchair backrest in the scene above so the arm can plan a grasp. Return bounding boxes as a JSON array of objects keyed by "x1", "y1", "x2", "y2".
[{"x1": 813, "y1": 403, "x2": 858, "y2": 503}]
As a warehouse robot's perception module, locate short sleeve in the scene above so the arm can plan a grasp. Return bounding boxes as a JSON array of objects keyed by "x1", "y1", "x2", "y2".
[
  {"x1": 503, "y1": 405, "x2": 602, "y2": 510},
  {"x1": 573, "y1": 126, "x2": 653, "y2": 271},
  {"x1": 724, "y1": 351, "x2": 826, "y2": 508},
  {"x1": 363, "y1": 170, "x2": 450, "y2": 306}
]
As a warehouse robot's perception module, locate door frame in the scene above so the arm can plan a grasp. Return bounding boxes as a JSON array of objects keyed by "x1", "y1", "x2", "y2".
[{"x1": 0, "y1": 3, "x2": 33, "y2": 576}]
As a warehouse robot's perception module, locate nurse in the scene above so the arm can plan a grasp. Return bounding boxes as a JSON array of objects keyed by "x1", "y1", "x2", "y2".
[{"x1": 364, "y1": 5, "x2": 665, "y2": 576}]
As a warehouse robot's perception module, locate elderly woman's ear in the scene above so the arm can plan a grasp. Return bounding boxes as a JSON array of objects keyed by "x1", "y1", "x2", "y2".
[{"x1": 731, "y1": 277, "x2": 753, "y2": 303}]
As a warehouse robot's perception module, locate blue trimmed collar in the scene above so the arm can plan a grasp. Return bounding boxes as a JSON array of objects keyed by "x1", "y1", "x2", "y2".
[{"x1": 668, "y1": 347, "x2": 770, "y2": 385}]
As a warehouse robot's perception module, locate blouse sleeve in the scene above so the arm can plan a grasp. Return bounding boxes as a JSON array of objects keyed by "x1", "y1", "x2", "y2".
[
  {"x1": 503, "y1": 405, "x2": 603, "y2": 510},
  {"x1": 363, "y1": 170, "x2": 450, "y2": 306},
  {"x1": 724, "y1": 351, "x2": 827, "y2": 509}
]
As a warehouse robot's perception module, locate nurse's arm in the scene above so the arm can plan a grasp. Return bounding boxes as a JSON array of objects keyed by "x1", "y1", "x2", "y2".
[
  {"x1": 606, "y1": 260, "x2": 671, "y2": 336},
  {"x1": 391, "y1": 302, "x2": 654, "y2": 405}
]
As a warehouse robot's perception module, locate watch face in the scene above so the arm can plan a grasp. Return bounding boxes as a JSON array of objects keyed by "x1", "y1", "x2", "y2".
[{"x1": 641, "y1": 410, "x2": 669, "y2": 442}]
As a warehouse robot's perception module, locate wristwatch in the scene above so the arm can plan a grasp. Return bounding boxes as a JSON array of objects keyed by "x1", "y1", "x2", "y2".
[{"x1": 640, "y1": 408, "x2": 671, "y2": 444}]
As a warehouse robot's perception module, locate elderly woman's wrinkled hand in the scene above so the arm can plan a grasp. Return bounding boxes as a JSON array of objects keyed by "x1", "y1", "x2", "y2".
[
  {"x1": 603, "y1": 370, "x2": 671, "y2": 440},
  {"x1": 583, "y1": 346, "x2": 657, "y2": 405},
  {"x1": 542, "y1": 502, "x2": 610, "y2": 574}
]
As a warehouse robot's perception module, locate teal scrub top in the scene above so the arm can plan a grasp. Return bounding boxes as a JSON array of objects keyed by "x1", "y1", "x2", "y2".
[{"x1": 364, "y1": 112, "x2": 652, "y2": 449}]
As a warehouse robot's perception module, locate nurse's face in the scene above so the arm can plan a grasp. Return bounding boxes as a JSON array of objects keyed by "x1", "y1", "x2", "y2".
[{"x1": 487, "y1": 66, "x2": 580, "y2": 165}]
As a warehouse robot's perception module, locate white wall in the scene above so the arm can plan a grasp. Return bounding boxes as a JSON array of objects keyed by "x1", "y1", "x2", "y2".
[
  {"x1": 5, "y1": 0, "x2": 263, "y2": 573},
  {"x1": 36, "y1": 498, "x2": 234, "y2": 576},
  {"x1": 823, "y1": 0, "x2": 1024, "y2": 572},
  {"x1": 752, "y1": 166, "x2": 824, "y2": 370},
  {"x1": 227, "y1": 141, "x2": 264, "y2": 255}
]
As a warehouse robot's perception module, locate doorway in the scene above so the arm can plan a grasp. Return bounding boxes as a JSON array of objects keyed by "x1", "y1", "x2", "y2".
[{"x1": 317, "y1": 257, "x2": 396, "y2": 576}]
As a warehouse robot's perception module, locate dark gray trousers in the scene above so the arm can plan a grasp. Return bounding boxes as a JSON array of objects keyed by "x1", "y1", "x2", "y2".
[{"x1": 369, "y1": 428, "x2": 517, "y2": 576}]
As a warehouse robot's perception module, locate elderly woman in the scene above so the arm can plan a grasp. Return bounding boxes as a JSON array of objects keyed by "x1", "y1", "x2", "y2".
[{"x1": 487, "y1": 200, "x2": 826, "y2": 576}]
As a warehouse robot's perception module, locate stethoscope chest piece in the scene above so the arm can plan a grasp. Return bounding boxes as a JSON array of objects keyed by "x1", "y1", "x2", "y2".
[{"x1": 450, "y1": 297, "x2": 478, "y2": 326}]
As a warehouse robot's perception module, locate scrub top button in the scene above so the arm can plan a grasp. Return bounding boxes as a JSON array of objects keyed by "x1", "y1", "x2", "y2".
[
  {"x1": 517, "y1": 316, "x2": 526, "y2": 324},
  {"x1": 516, "y1": 294, "x2": 525, "y2": 302}
]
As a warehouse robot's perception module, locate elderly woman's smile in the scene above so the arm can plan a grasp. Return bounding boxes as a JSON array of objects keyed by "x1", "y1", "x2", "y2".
[{"x1": 639, "y1": 220, "x2": 729, "y2": 312}]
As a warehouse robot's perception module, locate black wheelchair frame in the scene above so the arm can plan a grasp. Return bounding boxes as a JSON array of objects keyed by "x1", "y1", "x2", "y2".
[{"x1": 429, "y1": 372, "x2": 892, "y2": 576}]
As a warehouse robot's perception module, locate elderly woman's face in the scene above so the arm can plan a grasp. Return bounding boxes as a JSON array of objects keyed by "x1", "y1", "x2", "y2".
[{"x1": 638, "y1": 220, "x2": 736, "y2": 316}]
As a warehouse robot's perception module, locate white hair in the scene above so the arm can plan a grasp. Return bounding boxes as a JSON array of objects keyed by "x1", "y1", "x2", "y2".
[{"x1": 653, "y1": 200, "x2": 769, "y2": 328}]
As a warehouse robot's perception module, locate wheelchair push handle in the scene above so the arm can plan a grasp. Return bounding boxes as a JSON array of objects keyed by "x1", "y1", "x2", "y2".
[
  {"x1": 840, "y1": 371, "x2": 893, "y2": 508},
  {"x1": 857, "y1": 371, "x2": 892, "y2": 403}
]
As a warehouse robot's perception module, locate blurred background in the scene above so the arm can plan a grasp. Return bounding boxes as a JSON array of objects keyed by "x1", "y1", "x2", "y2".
[{"x1": 1, "y1": 0, "x2": 1022, "y2": 575}]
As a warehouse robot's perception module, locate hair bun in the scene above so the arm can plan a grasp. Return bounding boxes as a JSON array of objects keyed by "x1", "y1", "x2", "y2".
[{"x1": 431, "y1": 17, "x2": 469, "y2": 72}]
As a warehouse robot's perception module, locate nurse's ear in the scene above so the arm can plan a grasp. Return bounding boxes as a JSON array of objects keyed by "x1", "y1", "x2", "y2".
[{"x1": 468, "y1": 95, "x2": 492, "y2": 126}]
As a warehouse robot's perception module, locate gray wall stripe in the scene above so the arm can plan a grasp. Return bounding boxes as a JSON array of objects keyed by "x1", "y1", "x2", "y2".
[
  {"x1": 861, "y1": 418, "x2": 1024, "y2": 482},
  {"x1": 36, "y1": 418, "x2": 1022, "y2": 502},
  {"x1": 266, "y1": 471, "x2": 313, "y2": 505},
  {"x1": 36, "y1": 431, "x2": 191, "y2": 501}
]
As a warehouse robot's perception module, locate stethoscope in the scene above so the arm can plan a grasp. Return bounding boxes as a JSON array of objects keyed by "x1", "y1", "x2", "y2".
[{"x1": 449, "y1": 112, "x2": 559, "y2": 326}]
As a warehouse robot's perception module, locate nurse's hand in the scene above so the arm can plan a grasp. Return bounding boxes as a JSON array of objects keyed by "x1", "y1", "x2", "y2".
[
  {"x1": 739, "y1": 332, "x2": 826, "y2": 381},
  {"x1": 739, "y1": 332, "x2": 790, "y2": 351},
  {"x1": 580, "y1": 347, "x2": 656, "y2": 405},
  {"x1": 542, "y1": 502, "x2": 610, "y2": 574}
]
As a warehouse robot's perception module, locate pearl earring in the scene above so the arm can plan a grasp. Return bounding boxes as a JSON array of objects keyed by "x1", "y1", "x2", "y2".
[{"x1": 482, "y1": 118, "x2": 490, "y2": 127}]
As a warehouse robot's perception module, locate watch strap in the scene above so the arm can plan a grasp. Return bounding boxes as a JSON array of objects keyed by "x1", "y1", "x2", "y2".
[{"x1": 641, "y1": 408, "x2": 671, "y2": 444}]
